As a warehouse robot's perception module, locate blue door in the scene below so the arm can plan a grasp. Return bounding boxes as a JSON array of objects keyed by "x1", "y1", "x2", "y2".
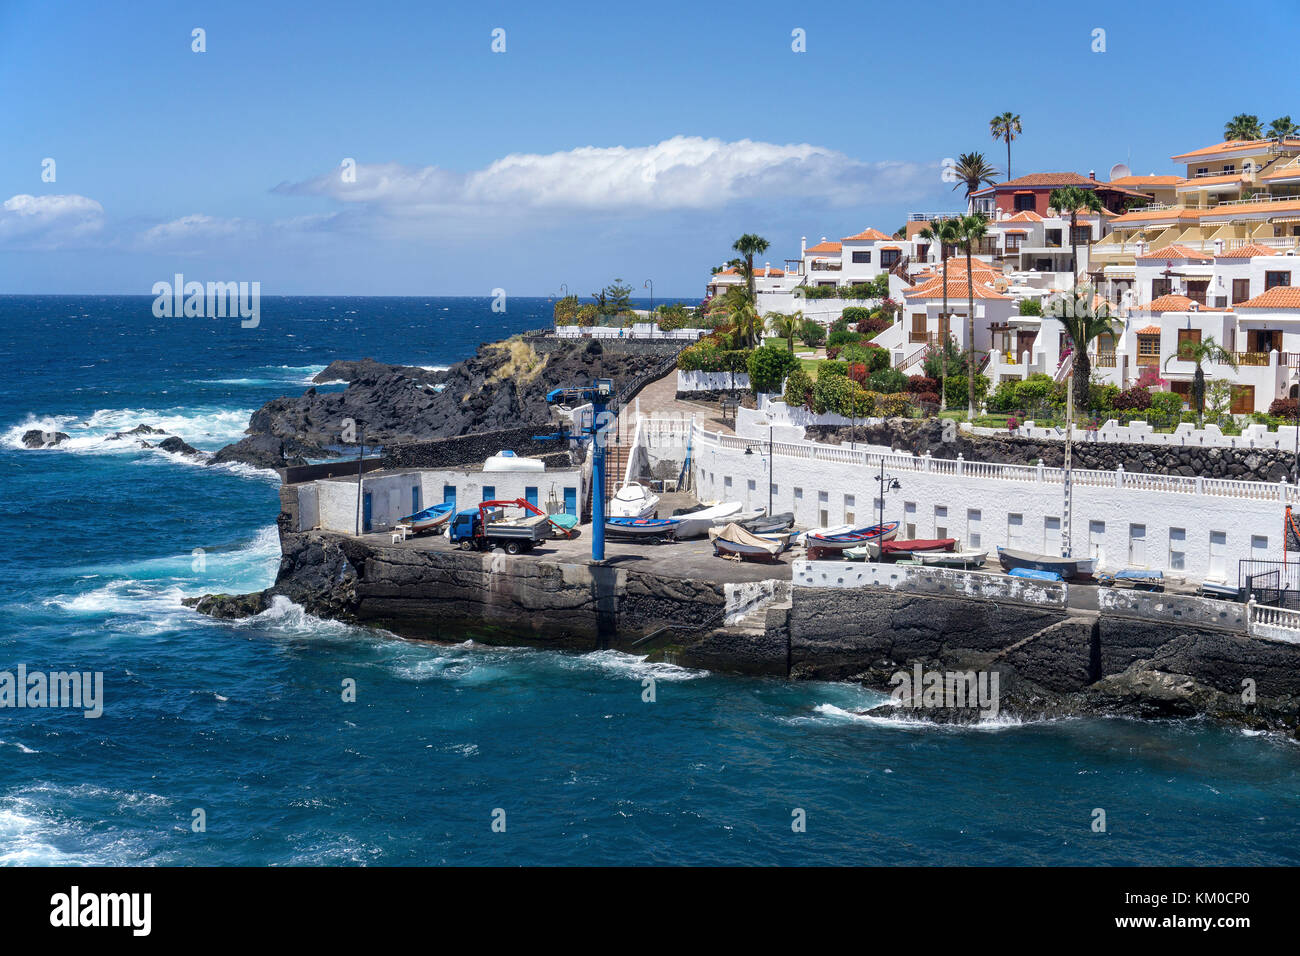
[
  {"x1": 525, "y1": 486, "x2": 538, "y2": 508},
  {"x1": 443, "y1": 485, "x2": 456, "y2": 510},
  {"x1": 482, "y1": 485, "x2": 495, "y2": 503},
  {"x1": 411, "y1": 486, "x2": 421, "y2": 515},
  {"x1": 363, "y1": 492, "x2": 373, "y2": 533},
  {"x1": 563, "y1": 486, "x2": 577, "y2": 516}
]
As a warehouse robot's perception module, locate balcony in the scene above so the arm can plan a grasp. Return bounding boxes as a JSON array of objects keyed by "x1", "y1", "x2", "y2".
[
  {"x1": 1094, "y1": 352, "x2": 1117, "y2": 367},
  {"x1": 1232, "y1": 351, "x2": 1271, "y2": 367},
  {"x1": 810, "y1": 261, "x2": 841, "y2": 272}
]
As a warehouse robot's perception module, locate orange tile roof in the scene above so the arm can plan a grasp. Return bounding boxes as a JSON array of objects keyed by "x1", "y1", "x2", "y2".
[
  {"x1": 998, "y1": 210, "x2": 1043, "y2": 223},
  {"x1": 1144, "y1": 295, "x2": 1194, "y2": 313},
  {"x1": 904, "y1": 276, "x2": 1009, "y2": 300},
  {"x1": 1172, "y1": 138, "x2": 1300, "y2": 161},
  {"x1": 842, "y1": 227, "x2": 891, "y2": 241},
  {"x1": 1199, "y1": 198, "x2": 1300, "y2": 221},
  {"x1": 1111, "y1": 208, "x2": 1204, "y2": 225},
  {"x1": 1216, "y1": 243, "x2": 1279, "y2": 258},
  {"x1": 1260, "y1": 163, "x2": 1300, "y2": 182},
  {"x1": 991, "y1": 172, "x2": 1097, "y2": 188},
  {"x1": 713, "y1": 266, "x2": 784, "y2": 277},
  {"x1": 1110, "y1": 175, "x2": 1182, "y2": 187},
  {"x1": 805, "y1": 241, "x2": 842, "y2": 254},
  {"x1": 1235, "y1": 286, "x2": 1300, "y2": 309},
  {"x1": 1175, "y1": 173, "x2": 1248, "y2": 188},
  {"x1": 1137, "y1": 244, "x2": 1213, "y2": 261},
  {"x1": 1135, "y1": 324, "x2": 1163, "y2": 334}
]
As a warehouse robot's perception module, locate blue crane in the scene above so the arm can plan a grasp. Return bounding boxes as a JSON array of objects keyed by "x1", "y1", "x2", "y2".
[{"x1": 536, "y1": 378, "x2": 616, "y2": 561}]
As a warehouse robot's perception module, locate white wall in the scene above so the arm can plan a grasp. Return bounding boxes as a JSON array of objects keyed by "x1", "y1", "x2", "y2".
[
  {"x1": 691, "y1": 424, "x2": 1293, "y2": 582},
  {"x1": 677, "y1": 370, "x2": 750, "y2": 392}
]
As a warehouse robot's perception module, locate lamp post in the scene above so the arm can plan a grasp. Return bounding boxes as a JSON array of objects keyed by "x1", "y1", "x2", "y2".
[
  {"x1": 644, "y1": 279, "x2": 654, "y2": 317},
  {"x1": 354, "y1": 420, "x2": 366, "y2": 536},
  {"x1": 768, "y1": 424, "x2": 774, "y2": 516},
  {"x1": 875, "y1": 456, "x2": 901, "y2": 532}
]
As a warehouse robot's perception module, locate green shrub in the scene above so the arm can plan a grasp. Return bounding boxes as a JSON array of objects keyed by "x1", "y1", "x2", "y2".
[
  {"x1": 1018, "y1": 298, "x2": 1042, "y2": 316},
  {"x1": 676, "y1": 342, "x2": 750, "y2": 373},
  {"x1": 1149, "y1": 391, "x2": 1184, "y2": 419},
  {"x1": 818, "y1": 359, "x2": 848, "y2": 378},
  {"x1": 799, "y1": 320, "x2": 826, "y2": 348},
  {"x1": 745, "y1": 345, "x2": 798, "y2": 394},
  {"x1": 945, "y1": 372, "x2": 990, "y2": 410},
  {"x1": 828, "y1": 329, "x2": 865, "y2": 348},
  {"x1": 841, "y1": 307, "x2": 873, "y2": 324},
  {"x1": 783, "y1": 367, "x2": 813, "y2": 409},
  {"x1": 868, "y1": 368, "x2": 908, "y2": 393}
]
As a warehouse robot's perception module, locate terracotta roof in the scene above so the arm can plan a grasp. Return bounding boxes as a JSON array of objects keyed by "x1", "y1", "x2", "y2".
[
  {"x1": 1235, "y1": 286, "x2": 1300, "y2": 309},
  {"x1": 1137, "y1": 244, "x2": 1213, "y2": 261},
  {"x1": 1002, "y1": 228, "x2": 1029, "y2": 234},
  {"x1": 805, "y1": 241, "x2": 842, "y2": 254},
  {"x1": 989, "y1": 172, "x2": 1098, "y2": 189},
  {"x1": 1216, "y1": 243, "x2": 1279, "y2": 258},
  {"x1": 1176, "y1": 173, "x2": 1248, "y2": 189},
  {"x1": 1111, "y1": 207, "x2": 1204, "y2": 225},
  {"x1": 713, "y1": 266, "x2": 784, "y2": 277},
  {"x1": 1199, "y1": 198, "x2": 1300, "y2": 221},
  {"x1": 842, "y1": 227, "x2": 891, "y2": 242},
  {"x1": 998, "y1": 211, "x2": 1043, "y2": 223},
  {"x1": 1109, "y1": 175, "x2": 1182, "y2": 187},
  {"x1": 1260, "y1": 163, "x2": 1300, "y2": 182},
  {"x1": 1145, "y1": 295, "x2": 1195, "y2": 313},
  {"x1": 1135, "y1": 324, "x2": 1163, "y2": 334},
  {"x1": 1172, "y1": 139, "x2": 1300, "y2": 161},
  {"x1": 904, "y1": 276, "x2": 1009, "y2": 300}
]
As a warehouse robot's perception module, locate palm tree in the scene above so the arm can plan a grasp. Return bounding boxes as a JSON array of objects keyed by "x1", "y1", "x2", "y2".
[
  {"x1": 989, "y1": 112, "x2": 1022, "y2": 181},
  {"x1": 917, "y1": 218, "x2": 960, "y2": 407},
  {"x1": 767, "y1": 312, "x2": 800, "y2": 352},
  {"x1": 1052, "y1": 290, "x2": 1118, "y2": 417},
  {"x1": 729, "y1": 297, "x2": 763, "y2": 349},
  {"x1": 1268, "y1": 116, "x2": 1300, "y2": 139},
  {"x1": 1224, "y1": 114, "x2": 1263, "y2": 140},
  {"x1": 1048, "y1": 185, "x2": 1104, "y2": 291},
  {"x1": 950, "y1": 213, "x2": 989, "y2": 416},
  {"x1": 1165, "y1": 334, "x2": 1238, "y2": 426},
  {"x1": 731, "y1": 234, "x2": 770, "y2": 305},
  {"x1": 951, "y1": 152, "x2": 999, "y2": 212}
]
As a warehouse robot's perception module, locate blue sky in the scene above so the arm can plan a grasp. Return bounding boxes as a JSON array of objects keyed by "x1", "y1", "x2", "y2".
[{"x1": 2, "y1": 0, "x2": 1297, "y2": 297}]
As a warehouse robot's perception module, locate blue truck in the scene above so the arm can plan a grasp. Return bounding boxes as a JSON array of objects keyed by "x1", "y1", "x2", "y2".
[{"x1": 447, "y1": 502, "x2": 550, "y2": 554}]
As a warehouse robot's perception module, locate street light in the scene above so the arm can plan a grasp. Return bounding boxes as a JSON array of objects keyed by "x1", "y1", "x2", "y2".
[
  {"x1": 644, "y1": 279, "x2": 654, "y2": 316},
  {"x1": 354, "y1": 420, "x2": 367, "y2": 536},
  {"x1": 744, "y1": 427, "x2": 775, "y2": 516},
  {"x1": 875, "y1": 456, "x2": 901, "y2": 532}
]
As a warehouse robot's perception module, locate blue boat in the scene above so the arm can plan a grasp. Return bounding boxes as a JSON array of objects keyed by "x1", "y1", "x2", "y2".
[
  {"x1": 397, "y1": 501, "x2": 455, "y2": 535},
  {"x1": 1007, "y1": 567, "x2": 1063, "y2": 582},
  {"x1": 604, "y1": 516, "x2": 678, "y2": 542}
]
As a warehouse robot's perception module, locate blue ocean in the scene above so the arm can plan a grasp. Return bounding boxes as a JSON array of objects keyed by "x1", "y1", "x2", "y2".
[{"x1": 2, "y1": 295, "x2": 1298, "y2": 866}]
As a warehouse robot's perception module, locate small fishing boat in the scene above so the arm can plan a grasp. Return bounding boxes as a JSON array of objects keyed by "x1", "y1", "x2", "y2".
[
  {"x1": 604, "y1": 516, "x2": 678, "y2": 542},
  {"x1": 741, "y1": 511, "x2": 794, "y2": 534},
  {"x1": 484, "y1": 449, "x2": 545, "y2": 472},
  {"x1": 997, "y1": 547, "x2": 1095, "y2": 580},
  {"x1": 671, "y1": 500, "x2": 745, "y2": 539},
  {"x1": 1096, "y1": 568, "x2": 1164, "y2": 592},
  {"x1": 708, "y1": 523, "x2": 790, "y2": 561},
  {"x1": 864, "y1": 537, "x2": 956, "y2": 561},
  {"x1": 795, "y1": 524, "x2": 852, "y2": 548},
  {"x1": 915, "y1": 549, "x2": 988, "y2": 569},
  {"x1": 397, "y1": 501, "x2": 455, "y2": 535},
  {"x1": 806, "y1": 521, "x2": 899, "y2": 559},
  {"x1": 609, "y1": 482, "x2": 660, "y2": 519}
]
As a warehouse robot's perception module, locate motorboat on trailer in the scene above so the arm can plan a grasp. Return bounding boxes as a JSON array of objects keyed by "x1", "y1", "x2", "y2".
[
  {"x1": 709, "y1": 523, "x2": 791, "y2": 561},
  {"x1": 609, "y1": 482, "x2": 660, "y2": 519},
  {"x1": 604, "y1": 516, "x2": 678, "y2": 543},
  {"x1": 396, "y1": 501, "x2": 455, "y2": 535},
  {"x1": 996, "y1": 547, "x2": 1096, "y2": 581},
  {"x1": 805, "y1": 521, "x2": 900, "y2": 559},
  {"x1": 671, "y1": 500, "x2": 746, "y2": 539}
]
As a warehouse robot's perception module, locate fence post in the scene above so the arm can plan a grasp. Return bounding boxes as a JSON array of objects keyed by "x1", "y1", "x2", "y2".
[
  {"x1": 956, "y1": 453, "x2": 965, "y2": 476},
  {"x1": 1037, "y1": 458, "x2": 1045, "y2": 482},
  {"x1": 1116, "y1": 464, "x2": 1124, "y2": 489}
]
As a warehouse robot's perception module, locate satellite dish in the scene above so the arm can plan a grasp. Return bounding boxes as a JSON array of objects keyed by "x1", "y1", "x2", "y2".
[{"x1": 1109, "y1": 162, "x2": 1132, "y2": 181}]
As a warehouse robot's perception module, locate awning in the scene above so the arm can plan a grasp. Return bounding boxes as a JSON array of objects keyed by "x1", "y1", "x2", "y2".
[
  {"x1": 1014, "y1": 190, "x2": 1034, "y2": 194},
  {"x1": 1002, "y1": 228, "x2": 1029, "y2": 234},
  {"x1": 1009, "y1": 316, "x2": 1042, "y2": 327},
  {"x1": 1103, "y1": 267, "x2": 1136, "y2": 277},
  {"x1": 1271, "y1": 216, "x2": 1300, "y2": 224}
]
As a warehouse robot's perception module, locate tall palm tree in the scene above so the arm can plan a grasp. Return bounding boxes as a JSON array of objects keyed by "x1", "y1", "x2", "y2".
[
  {"x1": 917, "y1": 218, "x2": 960, "y2": 406},
  {"x1": 1052, "y1": 291, "x2": 1118, "y2": 417},
  {"x1": 1268, "y1": 116, "x2": 1300, "y2": 139},
  {"x1": 1048, "y1": 185, "x2": 1104, "y2": 291},
  {"x1": 729, "y1": 297, "x2": 762, "y2": 349},
  {"x1": 951, "y1": 152, "x2": 999, "y2": 212},
  {"x1": 1165, "y1": 334, "x2": 1238, "y2": 426},
  {"x1": 951, "y1": 213, "x2": 989, "y2": 416},
  {"x1": 731, "y1": 234, "x2": 770, "y2": 305},
  {"x1": 767, "y1": 312, "x2": 800, "y2": 352},
  {"x1": 989, "y1": 112, "x2": 1022, "y2": 181},
  {"x1": 1224, "y1": 114, "x2": 1263, "y2": 140}
]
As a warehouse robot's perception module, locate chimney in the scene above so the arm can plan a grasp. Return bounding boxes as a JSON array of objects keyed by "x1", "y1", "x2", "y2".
[
  {"x1": 800, "y1": 236, "x2": 807, "y2": 256},
  {"x1": 1089, "y1": 170, "x2": 1096, "y2": 180},
  {"x1": 763, "y1": 261, "x2": 771, "y2": 276}
]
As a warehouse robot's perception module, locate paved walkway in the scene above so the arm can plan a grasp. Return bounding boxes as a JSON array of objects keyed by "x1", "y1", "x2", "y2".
[{"x1": 618, "y1": 367, "x2": 736, "y2": 435}]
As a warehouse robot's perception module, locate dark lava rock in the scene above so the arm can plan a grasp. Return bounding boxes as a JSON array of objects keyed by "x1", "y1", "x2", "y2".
[
  {"x1": 181, "y1": 591, "x2": 268, "y2": 619},
  {"x1": 22, "y1": 429, "x2": 69, "y2": 448},
  {"x1": 314, "y1": 358, "x2": 444, "y2": 387},
  {"x1": 208, "y1": 433, "x2": 332, "y2": 470},
  {"x1": 108, "y1": 424, "x2": 166, "y2": 440},
  {"x1": 157, "y1": 435, "x2": 205, "y2": 459}
]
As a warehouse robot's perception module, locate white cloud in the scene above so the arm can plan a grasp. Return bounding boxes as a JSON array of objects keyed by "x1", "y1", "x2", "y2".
[
  {"x1": 0, "y1": 194, "x2": 105, "y2": 247},
  {"x1": 138, "y1": 213, "x2": 259, "y2": 247},
  {"x1": 277, "y1": 136, "x2": 929, "y2": 213}
]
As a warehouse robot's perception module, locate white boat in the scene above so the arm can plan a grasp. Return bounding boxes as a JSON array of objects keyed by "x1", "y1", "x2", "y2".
[
  {"x1": 915, "y1": 549, "x2": 989, "y2": 568},
  {"x1": 609, "y1": 482, "x2": 659, "y2": 519},
  {"x1": 672, "y1": 501, "x2": 747, "y2": 539},
  {"x1": 484, "y1": 450, "x2": 545, "y2": 472}
]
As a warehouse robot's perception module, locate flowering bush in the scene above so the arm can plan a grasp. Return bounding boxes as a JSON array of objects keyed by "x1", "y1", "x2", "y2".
[
  {"x1": 906, "y1": 375, "x2": 939, "y2": 395},
  {"x1": 1113, "y1": 385, "x2": 1152, "y2": 411},
  {"x1": 1007, "y1": 415, "x2": 1020, "y2": 431}
]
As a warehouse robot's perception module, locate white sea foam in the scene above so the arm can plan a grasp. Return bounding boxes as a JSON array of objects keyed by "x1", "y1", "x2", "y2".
[
  {"x1": 810, "y1": 702, "x2": 1027, "y2": 731},
  {"x1": 3, "y1": 405, "x2": 254, "y2": 458},
  {"x1": 570, "y1": 648, "x2": 707, "y2": 681}
]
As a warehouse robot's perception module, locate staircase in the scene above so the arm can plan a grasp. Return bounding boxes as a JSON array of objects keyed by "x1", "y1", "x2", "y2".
[{"x1": 604, "y1": 441, "x2": 630, "y2": 505}]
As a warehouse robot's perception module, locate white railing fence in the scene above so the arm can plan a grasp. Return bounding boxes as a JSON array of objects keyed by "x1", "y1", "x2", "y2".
[{"x1": 1247, "y1": 600, "x2": 1300, "y2": 644}]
